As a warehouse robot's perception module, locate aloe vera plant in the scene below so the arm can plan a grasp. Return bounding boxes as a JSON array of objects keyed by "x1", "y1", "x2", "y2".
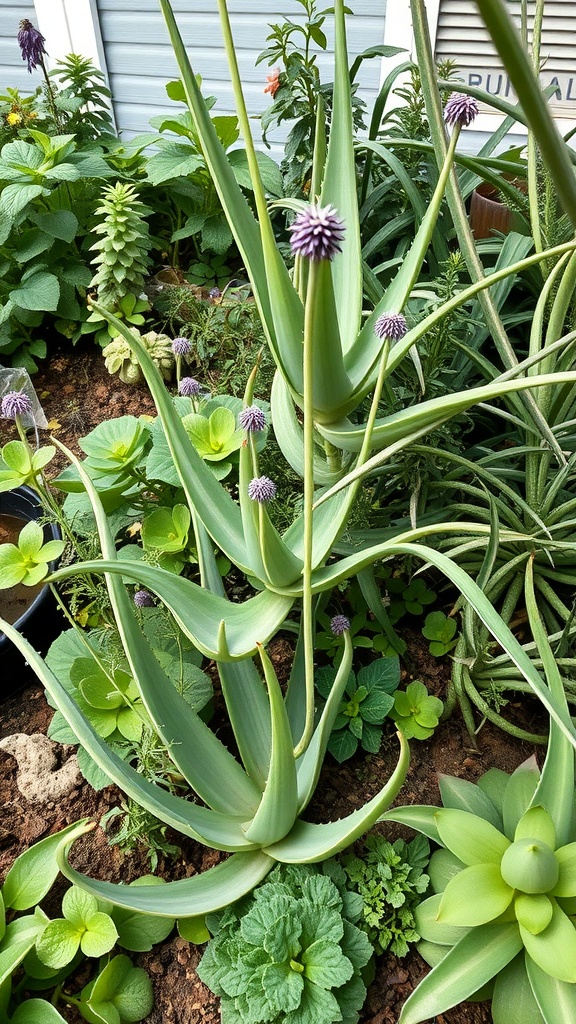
[{"x1": 4, "y1": 0, "x2": 576, "y2": 926}]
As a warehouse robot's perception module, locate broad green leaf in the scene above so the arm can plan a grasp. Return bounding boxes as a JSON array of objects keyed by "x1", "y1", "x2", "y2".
[
  {"x1": 525, "y1": 956, "x2": 576, "y2": 1024},
  {"x1": 80, "y1": 912, "x2": 118, "y2": 958},
  {"x1": 379, "y1": 805, "x2": 442, "y2": 844},
  {"x1": 492, "y1": 955, "x2": 545, "y2": 1024},
  {"x1": 515, "y1": 894, "x2": 553, "y2": 936},
  {"x1": 520, "y1": 903, "x2": 576, "y2": 982},
  {"x1": 35, "y1": 919, "x2": 80, "y2": 970},
  {"x1": 31, "y1": 209, "x2": 78, "y2": 241},
  {"x1": 437, "y1": 864, "x2": 514, "y2": 926},
  {"x1": 515, "y1": 807, "x2": 556, "y2": 848},
  {"x1": 11, "y1": 1000, "x2": 68, "y2": 1023},
  {"x1": 177, "y1": 916, "x2": 210, "y2": 944},
  {"x1": 2, "y1": 820, "x2": 88, "y2": 910},
  {"x1": 415, "y1": 894, "x2": 471, "y2": 946},
  {"x1": 0, "y1": 183, "x2": 46, "y2": 221},
  {"x1": 428, "y1": 848, "x2": 466, "y2": 894},
  {"x1": 111, "y1": 878, "x2": 175, "y2": 951},
  {"x1": 146, "y1": 142, "x2": 203, "y2": 184},
  {"x1": 262, "y1": 961, "x2": 303, "y2": 1013},
  {"x1": 438, "y1": 774, "x2": 503, "y2": 830},
  {"x1": 62, "y1": 886, "x2": 98, "y2": 927},
  {"x1": 552, "y1": 843, "x2": 576, "y2": 898},
  {"x1": 302, "y1": 937, "x2": 353, "y2": 988},
  {"x1": 435, "y1": 808, "x2": 510, "y2": 865},
  {"x1": 398, "y1": 923, "x2": 523, "y2": 1024},
  {"x1": 503, "y1": 759, "x2": 542, "y2": 839},
  {"x1": 10, "y1": 271, "x2": 60, "y2": 312}
]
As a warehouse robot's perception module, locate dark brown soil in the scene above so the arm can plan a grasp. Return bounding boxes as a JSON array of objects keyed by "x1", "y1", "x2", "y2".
[{"x1": 0, "y1": 344, "x2": 543, "y2": 1024}]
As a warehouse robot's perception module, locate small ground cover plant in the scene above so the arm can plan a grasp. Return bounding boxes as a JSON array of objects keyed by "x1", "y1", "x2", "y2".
[{"x1": 0, "y1": 824, "x2": 171, "y2": 1023}]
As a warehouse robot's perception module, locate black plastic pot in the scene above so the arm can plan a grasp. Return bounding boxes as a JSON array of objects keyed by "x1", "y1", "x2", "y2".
[{"x1": 0, "y1": 484, "x2": 63, "y2": 694}]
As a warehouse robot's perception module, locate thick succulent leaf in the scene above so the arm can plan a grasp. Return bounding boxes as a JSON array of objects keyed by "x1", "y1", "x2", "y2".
[
  {"x1": 435, "y1": 808, "x2": 510, "y2": 866},
  {"x1": 56, "y1": 823, "x2": 273, "y2": 916},
  {"x1": 438, "y1": 774, "x2": 503, "y2": 830},
  {"x1": 503, "y1": 759, "x2": 542, "y2": 840},
  {"x1": 477, "y1": 767, "x2": 514, "y2": 819},
  {"x1": 525, "y1": 955, "x2": 576, "y2": 1023},
  {"x1": 0, "y1": 618, "x2": 258, "y2": 852},
  {"x1": 398, "y1": 923, "x2": 523, "y2": 1024},
  {"x1": 520, "y1": 903, "x2": 576, "y2": 982},
  {"x1": 552, "y1": 843, "x2": 576, "y2": 898},
  {"x1": 269, "y1": 372, "x2": 343, "y2": 485},
  {"x1": 515, "y1": 894, "x2": 553, "y2": 936},
  {"x1": 515, "y1": 807, "x2": 556, "y2": 849},
  {"x1": 50, "y1": 559, "x2": 293, "y2": 661},
  {"x1": 428, "y1": 848, "x2": 466, "y2": 894},
  {"x1": 265, "y1": 732, "x2": 409, "y2": 861},
  {"x1": 295, "y1": 631, "x2": 354, "y2": 810},
  {"x1": 218, "y1": 658, "x2": 271, "y2": 790},
  {"x1": 378, "y1": 805, "x2": 442, "y2": 844},
  {"x1": 492, "y1": 954, "x2": 545, "y2": 1024},
  {"x1": 437, "y1": 864, "x2": 514, "y2": 926},
  {"x1": 303, "y1": 259, "x2": 352, "y2": 421},
  {"x1": 415, "y1": 894, "x2": 471, "y2": 946},
  {"x1": 243, "y1": 646, "x2": 299, "y2": 845}
]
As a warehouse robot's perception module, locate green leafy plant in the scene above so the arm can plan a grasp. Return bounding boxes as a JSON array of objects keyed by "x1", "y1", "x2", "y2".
[
  {"x1": 0, "y1": 439, "x2": 56, "y2": 492},
  {"x1": 0, "y1": 824, "x2": 164, "y2": 1024},
  {"x1": 87, "y1": 182, "x2": 153, "y2": 345},
  {"x1": 0, "y1": 518, "x2": 64, "y2": 588},
  {"x1": 103, "y1": 329, "x2": 174, "y2": 383},
  {"x1": 341, "y1": 834, "x2": 430, "y2": 957},
  {"x1": 198, "y1": 862, "x2": 373, "y2": 1024},
  {"x1": 381, "y1": 558, "x2": 576, "y2": 1023},
  {"x1": 421, "y1": 610, "x2": 458, "y2": 657},
  {"x1": 389, "y1": 681, "x2": 444, "y2": 740},
  {"x1": 315, "y1": 658, "x2": 400, "y2": 762}
]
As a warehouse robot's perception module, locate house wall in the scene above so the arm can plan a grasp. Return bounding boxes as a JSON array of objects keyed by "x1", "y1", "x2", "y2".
[
  {"x1": 95, "y1": 0, "x2": 390, "y2": 146},
  {"x1": 0, "y1": 1, "x2": 44, "y2": 94}
]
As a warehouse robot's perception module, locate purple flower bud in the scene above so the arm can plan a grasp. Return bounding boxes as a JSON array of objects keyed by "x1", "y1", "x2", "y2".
[
  {"x1": 134, "y1": 589, "x2": 154, "y2": 607},
  {"x1": 444, "y1": 92, "x2": 479, "y2": 128},
  {"x1": 17, "y1": 19, "x2": 47, "y2": 73},
  {"x1": 172, "y1": 336, "x2": 192, "y2": 356},
  {"x1": 330, "y1": 614, "x2": 350, "y2": 637},
  {"x1": 179, "y1": 377, "x2": 202, "y2": 397},
  {"x1": 289, "y1": 204, "x2": 345, "y2": 261},
  {"x1": 209, "y1": 287, "x2": 222, "y2": 299},
  {"x1": 374, "y1": 312, "x2": 408, "y2": 341},
  {"x1": 248, "y1": 476, "x2": 277, "y2": 503},
  {"x1": 1, "y1": 390, "x2": 33, "y2": 419},
  {"x1": 239, "y1": 405, "x2": 267, "y2": 432}
]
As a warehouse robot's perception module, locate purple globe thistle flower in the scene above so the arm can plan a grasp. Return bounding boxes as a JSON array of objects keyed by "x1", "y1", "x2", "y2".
[
  {"x1": 17, "y1": 19, "x2": 47, "y2": 73},
  {"x1": 239, "y1": 405, "x2": 267, "y2": 432},
  {"x1": 248, "y1": 476, "x2": 277, "y2": 503},
  {"x1": 374, "y1": 311, "x2": 408, "y2": 342},
  {"x1": 179, "y1": 376, "x2": 202, "y2": 398},
  {"x1": 134, "y1": 589, "x2": 154, "y2": 607},
  {"x1": 172, "y1": 336, "x2": 192, "y2": 356},
  {"x1": 1, "y1": 390, "x2": 33, "y2": 419},
  {"x1": 289, "y1": 204, "x2": 345, "y2": 261},
  {"x1": 444, "y1": 92, "x2": 479, "y2": 128},
  {"x1": 330, "y1": 614, "x2": 350, "y2": 637}
]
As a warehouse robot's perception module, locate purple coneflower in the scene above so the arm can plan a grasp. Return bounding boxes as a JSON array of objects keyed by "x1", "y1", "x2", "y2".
[
  {"x1": 179, "y1": 377, "x2": 202, "y2": 398},
  {"x1": 374, "y1": 312, "x2": 408, "y2": 342},
  {"x1": 239, "y1": 405, "x2": 267, "y2": 432},
  {"x1": 330, "y1": 614, "x2": 350, "y2": 637},
  {"x1": 248, "y1": 476, "x2": 277, "y2": 503},
  {"x1": 289, "y1": 204, "x2": 345, "y2": 261},
  {"x1": 17, "y1": 19, "x2": 47, "y2": 73},
  {"x1": 172, "y1": 337, "x2": 192, "y2": 356},
  {"x1": 444, "y1": 92, "x2": 479, "y2": 128},
  {"x1": 1, "y1": 390, "x2": 33, "y2": 419}
]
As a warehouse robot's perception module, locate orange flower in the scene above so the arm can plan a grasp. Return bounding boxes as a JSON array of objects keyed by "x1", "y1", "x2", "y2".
[{"x1": 264, "y1": 67, "x2": 281, "y2": 98}]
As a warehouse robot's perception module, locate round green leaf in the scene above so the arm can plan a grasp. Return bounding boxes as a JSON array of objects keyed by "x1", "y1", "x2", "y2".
[
  {"x1": 35, "y1": 919, "x2": 80, "y2": 969},
  {"x1": 81, "y1": 912, "x2": 118, "y2": 958}
]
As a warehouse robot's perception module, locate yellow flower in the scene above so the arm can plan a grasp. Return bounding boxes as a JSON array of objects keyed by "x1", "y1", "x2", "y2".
[{"x1": 6, "y1": 111, "x2": 22, "y2": 126}]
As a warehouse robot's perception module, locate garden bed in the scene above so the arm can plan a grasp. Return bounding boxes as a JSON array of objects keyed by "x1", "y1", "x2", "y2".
[{"x1": 0, "y1": 343, "x2": 547, "y2": 1023}]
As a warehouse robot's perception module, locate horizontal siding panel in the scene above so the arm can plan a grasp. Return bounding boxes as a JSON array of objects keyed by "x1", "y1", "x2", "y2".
[
  {"x1": 97, "y1": 0, "x2": 386, "y2": 138},
  {"x1": 436, "y1": 0, "x2": 576, "y2": 116}
]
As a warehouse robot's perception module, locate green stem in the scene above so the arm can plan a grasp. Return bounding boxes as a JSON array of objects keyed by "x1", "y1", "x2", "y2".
[{"x1": 293, "y1": 259, "x2": 319, "y2": 759}]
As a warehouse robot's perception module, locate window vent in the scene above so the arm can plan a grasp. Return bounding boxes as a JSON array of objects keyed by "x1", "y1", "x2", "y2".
[{"x1": 435, "y1": 0, "x2": 576, "y2": 116}]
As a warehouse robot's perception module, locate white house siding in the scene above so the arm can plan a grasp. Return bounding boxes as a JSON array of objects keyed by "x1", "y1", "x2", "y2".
[
  {"x1": 96, "y1": 0, "x2": 389, "y2": 146},
  {"x1": 0, "y1": 1, "x2": 44, "y2": 93}
]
